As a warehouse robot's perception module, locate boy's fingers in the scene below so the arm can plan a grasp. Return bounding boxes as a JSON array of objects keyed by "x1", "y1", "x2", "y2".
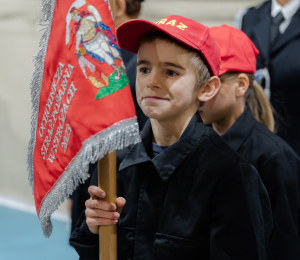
[
  {"x1": 116, "y1": 197, "x2": 126, "y2": 214},
  {"x1": 85, "y1": 198, "x2": 117, "y2": 212},
  {"x1": 116, "y1": 197, "x2": 126, "y2": 208},
  {"x1": 86, "y1": 217, "x2": 118, "y2": 227},
  {"x1": 85, "y1": 208, "x2": 120, "y2": 220},
  {"x1": 88, "y1": 186, "x2": 106, "y2": 199}
]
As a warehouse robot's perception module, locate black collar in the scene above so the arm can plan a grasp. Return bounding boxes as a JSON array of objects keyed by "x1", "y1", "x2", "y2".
[
  {"x1": 252, "y1": 1, "x2": 272, "y2": 63},
  {"x1": 250, "y1": 1, "x2": 300, "y2": 59},
  {"x1": 119, "y1": 113, "x2": 206, "y2": 182},
  {"x1": 222, "y1": 107, "x2": 256, "y2": 152},
  {"x1": 271, "y1": 6, "x2": 300, "y2": 54}
]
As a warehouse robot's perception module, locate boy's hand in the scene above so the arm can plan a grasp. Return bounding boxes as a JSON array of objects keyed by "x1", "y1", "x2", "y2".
[{"x1": 85, "y1": 186, "x2": 126, "y2": 234}]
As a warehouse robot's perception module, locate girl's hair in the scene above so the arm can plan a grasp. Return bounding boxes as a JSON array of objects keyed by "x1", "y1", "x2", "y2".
[
  {"x1": 125, "y1": 0, "x2": 142, "y2": 18},
  {"x1": 139, "y1": 31, "x2": 212, "y2": 90},
  {"x1": 220, "y1": 72, "x2": 275, "y2": 132}
]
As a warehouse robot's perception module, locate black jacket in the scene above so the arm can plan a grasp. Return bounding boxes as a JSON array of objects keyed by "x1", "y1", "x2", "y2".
[
  {"x1": 222, "y1": 107, "x2": 300, "y2": 260},
  {"x1": 241, "y1": 0, "x2": 300, "y2": 157},
  {"x1": 70, "y1": 113, "x2": 273, "y2": 260}
]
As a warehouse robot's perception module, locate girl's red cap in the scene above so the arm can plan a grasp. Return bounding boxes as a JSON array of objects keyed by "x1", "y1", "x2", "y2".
[
  {"x1": 116, "y1": 15, "x2": 221, "y2": 76},
  {"x1": 210, "y1": 25, "x2": 259, "y2": 76}
]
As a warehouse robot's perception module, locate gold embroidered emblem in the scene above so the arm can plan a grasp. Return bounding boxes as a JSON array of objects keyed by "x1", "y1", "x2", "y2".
[
  {"x1": 156, "y1": 19, "x2": 188, "y2": 31},
  {"x1": 81, "y1": 19, "x2": 97, "y2": 41},
  {"x1": 88, "y1": 73, "x2": 109, "y2": 89},
  {"x1": 176, "y1": 23, "x2": 188, "y2": 31},
  {"x1": 156, "y1": 18, "x2": 167, "y2": 25},
  {"x1": 79, "y1": 47, "x2": 86, "y2": 56},
  {"x1": 166, "y1": 20, "x2": 176, "y2": 26}
]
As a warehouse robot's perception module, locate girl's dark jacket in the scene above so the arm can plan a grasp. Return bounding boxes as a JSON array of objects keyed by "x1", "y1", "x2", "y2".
[
  {"x1": 70, "y1": 113, "x2": 273, "y2": 260},
  {"x1": 222, "y1": 107, "x2": 300, "y2": 260}
]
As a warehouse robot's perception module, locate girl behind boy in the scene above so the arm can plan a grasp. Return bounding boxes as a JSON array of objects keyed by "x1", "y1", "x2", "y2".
[{"x1": 200, "y1": 25, "x2": 300, "y2": 260}]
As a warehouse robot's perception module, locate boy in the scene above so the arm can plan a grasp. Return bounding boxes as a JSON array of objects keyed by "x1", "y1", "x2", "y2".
[{"x1": 70, "y1": 16, "x2": 273, "y2": 260}]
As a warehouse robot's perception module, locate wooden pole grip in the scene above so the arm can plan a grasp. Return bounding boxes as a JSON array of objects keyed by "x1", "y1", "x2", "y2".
[
  {"x1": 98, "y1": 151, "x2": 117, "y2": 260},
  {"x1": 98, "y1": 1, "x2": 116, "y2": 259}
]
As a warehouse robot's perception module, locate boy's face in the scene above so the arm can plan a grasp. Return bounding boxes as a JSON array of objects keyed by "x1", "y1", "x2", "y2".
[{"x1": 136, "y1": 41, "x2": 199, "y2": 122}]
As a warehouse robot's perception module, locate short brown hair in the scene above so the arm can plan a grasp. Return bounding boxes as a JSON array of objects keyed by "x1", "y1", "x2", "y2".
[{"x1": 139, "y1": 31, "x2": 212, "y2": 90}]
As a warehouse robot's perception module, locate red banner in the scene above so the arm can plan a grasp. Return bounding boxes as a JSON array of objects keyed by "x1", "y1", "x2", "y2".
[{"x1": 27, "y1": 0, "x2": 140, "y2": 237}]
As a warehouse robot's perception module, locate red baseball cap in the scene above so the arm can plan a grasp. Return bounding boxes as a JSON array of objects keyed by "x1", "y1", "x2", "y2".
[
  {"x1": 116, "y1": 15, "x2": 221, "y2": 76},
  {"x1": 210, "y1": 25, "x2": 259, "y2": 76}
]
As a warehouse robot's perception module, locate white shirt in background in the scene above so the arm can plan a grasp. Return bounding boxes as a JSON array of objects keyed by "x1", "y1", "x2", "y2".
[{"x1": 271, "y1": 0, "x2": 300, "y2": 33}]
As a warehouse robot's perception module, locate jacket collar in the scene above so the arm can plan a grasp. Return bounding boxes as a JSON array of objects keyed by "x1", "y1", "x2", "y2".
[
  {"x1": 221, "y1": 107, "x2": 256, "y2": 152},
  {"x1": 252, "y1": 1, "x2": 272, "y2": 63},
  {"x1": 271, "y1": 6, "x2": 300, "y2": 53},
  {"x1": 250, "y1": 1, "x2": 300, "y2": 61},
  {"x1": 271, "y1": 0, "x2": 300, "y2": 20},
  {"x1": 119, "y1": 113, "x2": 206, "y2": 182}
]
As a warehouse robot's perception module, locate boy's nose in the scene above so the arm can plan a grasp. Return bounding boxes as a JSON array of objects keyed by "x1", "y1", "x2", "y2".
[{"x1": 147, "y1": 70, "x2": 162, "y2": 89}]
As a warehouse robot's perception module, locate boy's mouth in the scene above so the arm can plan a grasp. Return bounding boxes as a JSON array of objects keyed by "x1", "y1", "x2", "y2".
[{"x1": 144, "y1": 96, "x2": 169, "y2": 101}]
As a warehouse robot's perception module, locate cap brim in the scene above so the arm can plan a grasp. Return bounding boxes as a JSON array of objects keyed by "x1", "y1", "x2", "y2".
[
  {"x1": 219, "y1": 68, "x2": 256, "y2": 76},
  {"x1": 218, "y1": 68, "x2": 228, "y2": 76},
  {"x1": 116, "y1": 19, "x2": 200, "y2": 54}
]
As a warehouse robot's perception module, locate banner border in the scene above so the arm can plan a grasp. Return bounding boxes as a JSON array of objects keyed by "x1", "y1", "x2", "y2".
[
  {"x1": 39, "y1": 117, "x2": 140, "y2": 237},
  {"x1": 27, "y1": 0, "x2": 57, "y2": 191}
]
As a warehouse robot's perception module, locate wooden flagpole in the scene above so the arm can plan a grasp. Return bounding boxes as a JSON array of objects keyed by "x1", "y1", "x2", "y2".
[
  {"x1": 98, "y1": 2, "x2": 117, "y2": 260},
  {"x1": 98, "y1": 151, "x2": 117, "y2": 260}
]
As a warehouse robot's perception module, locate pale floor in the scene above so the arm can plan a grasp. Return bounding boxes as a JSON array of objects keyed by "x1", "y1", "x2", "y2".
[{"x1": 0, "y1": 205, "x2": 78, "y2": 260}]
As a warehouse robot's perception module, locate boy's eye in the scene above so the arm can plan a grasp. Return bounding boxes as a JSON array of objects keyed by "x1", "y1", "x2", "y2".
[
  {"x1": 166, "y1": 70, "x2": 178, "y2": 77},
  {"x1": 139, "y1": 67, "x2": 150, "y2": 74}
]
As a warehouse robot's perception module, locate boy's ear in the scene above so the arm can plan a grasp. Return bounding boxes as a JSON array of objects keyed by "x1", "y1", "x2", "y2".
[
  {"x1": 115, "y1": 0, "x2": 126, "y2": 17},
  {"x1": 236, "y1": 73, "x2": 249, "y2": 97},
  {"x1": 198, "y1": 76, "x2": 221, "y2": 102}
]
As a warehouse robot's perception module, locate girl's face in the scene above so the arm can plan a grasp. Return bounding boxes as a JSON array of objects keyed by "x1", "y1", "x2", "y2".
[
  {"x1": 136, "y1": 41, "x2": 200, "y2": 122},
  {"x1": 199, "y1": 75, "x2": 239, "y2": 125}
]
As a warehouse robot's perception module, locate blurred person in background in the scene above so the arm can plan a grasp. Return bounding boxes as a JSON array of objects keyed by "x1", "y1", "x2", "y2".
[
  {"x1": 234, "y1": 0, "x2": 300, "y2": 157},
  {"x1": 200, "y1": 25, "x2": 300, "y2": 260},
  {"x1": 69, "y1": 0, "x2": 147, "y2": 238},
  {"x1": 115, "y1": 0, "x2": 148, "y2": 131}
]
